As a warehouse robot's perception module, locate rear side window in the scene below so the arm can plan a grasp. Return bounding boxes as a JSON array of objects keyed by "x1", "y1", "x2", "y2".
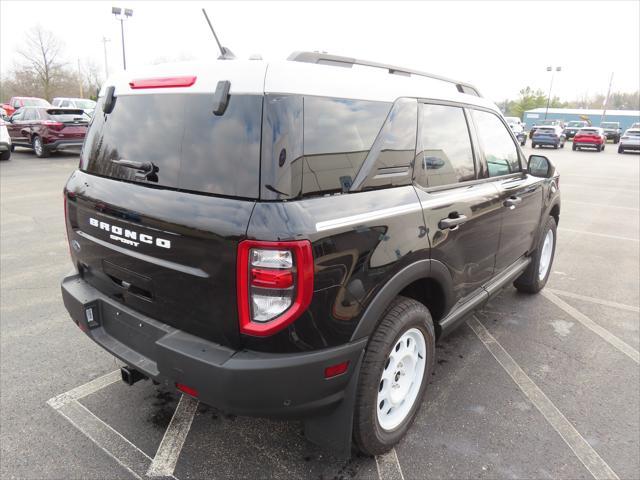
[
  {"x1": 472, "y1": 110, "x2": 521, "y2": 177},
  {"x1": 415, "y1": 103, "x2": 476, "y2": 188},
  {"x1": 301, "y1": 97, "x2": 390, "y2": 195},
  {"x1": 81, "y1": 94, "x2": 263, "y2": 198}
]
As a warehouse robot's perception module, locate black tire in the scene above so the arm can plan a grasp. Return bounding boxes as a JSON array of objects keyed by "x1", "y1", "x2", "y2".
[
  {"x1": 532, "y1": 143, "x2": 536, "y2": 149},
  {"x1": 614, "y1": 137, "x2": 620, "y2": 144},
  {"x1": 521, "y1": 140, "x2": 526, "y2": 146},
  {"x1": 10, "y1": 144, "x2": 15, "y2": 152},
  {"x1": 0, "y1": 150, "x2": 10, "y2": 161},
  {"x1": 560, "y1": 141, "x2": 565, "y2": 148},
  {"x1": 553, "y1": 143, "x2": 558, "y2": 149},
  {"x1": 514, "y1": 216, "x2": 557, "y2": 294},
  {"x1": 596, "y1": 145, "x2": 601, "y2": 152},
  {"x1": 32, "y1": 136, "x2": 49, "y2": 158},
  {"x1": 353, "y1": 296, "x2": 435, "y2": 456},
  {"x1": 618, "y1": 146, "x2": 624, "y2": 154},
  {"x1": 602, "y1": 144, "x2": 605, "y2": 151},
  {"x1": 572, "y1": 144, "x2": 577, "y2": 151}
]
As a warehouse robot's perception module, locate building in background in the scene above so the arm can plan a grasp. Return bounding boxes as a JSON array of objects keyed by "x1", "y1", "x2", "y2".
[{"x1": 523, "y1": 108, "x2": 640, "y2": 131}]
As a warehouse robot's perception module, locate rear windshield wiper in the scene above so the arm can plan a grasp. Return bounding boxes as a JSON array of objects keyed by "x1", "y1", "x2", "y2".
[{"x1": 111, "y1": 159, "x2": 159, "y2": 182}]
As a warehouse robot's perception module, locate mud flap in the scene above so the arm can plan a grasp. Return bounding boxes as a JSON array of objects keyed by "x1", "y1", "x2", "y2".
[{"x1": 303, "y1": 351, "x2": 364, "y2": 458}]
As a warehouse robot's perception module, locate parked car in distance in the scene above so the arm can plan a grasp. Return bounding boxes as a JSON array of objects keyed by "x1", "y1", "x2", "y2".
[
  {"x1": 6, "y1": 107, "x2": 90, "y2": 157},
  {"x1": 618, "y1": 128, "x2": 640, "y2": 153},
  {"x1": 572, "y1": 127, "x2": 606, "y2": 151},
  {"x1": 600, "y1": 122, "x2": 622, "y2": 143},
  {"x1": 529, "y1": 119, "x2": 565, "y2": 138},
  {"x1": 532, "y1": 125, "x2": 566, "y2": 149},
  {"x1": 0, "y1": 121, "x2": 11, "y2": 160},
  {"x1": 630, "y1": 122, "x2": 640, "y2": 129},
  {"x1": 60, "y1": 53, "x2": 561, "y2": 457},
  {"x1": 563, "y1": 120, "x2": 590, "y2": 140},
  {"x1": 0, "y1": 96, "x2": 50, "y2": 117},
  {"x1": 52, "y1": 97, "x2": 97, "y2": 116}
]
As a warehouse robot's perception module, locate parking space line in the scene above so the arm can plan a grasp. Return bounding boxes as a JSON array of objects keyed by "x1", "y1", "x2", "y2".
[
  {"x1": 563, "y1": 200, "x2": 640, "y2": 212},
  {"x1": 558, "y1": 228, "x2": 639, "y2": 243},
  {"x1": 376, "y1": 448, "x2": 405, "y2": 480},
  {"x1": 47, "y1": 370, "x2": 121, "y2": 409},
  {"x1": 147, "y1": 395, "x2": 198, "y2": 478},
  {"x1": 542, "y1": 291, "x2": 640, "y2": 364},
  {"x1": 546, "y1": 288, "x2": 640, "y2": 313},
  {"x1": 467, "y1": 316, "x2": 620, "y2": 480}
]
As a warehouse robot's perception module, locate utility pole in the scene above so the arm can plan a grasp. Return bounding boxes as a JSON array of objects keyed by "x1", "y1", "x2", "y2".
[
  {"x1": 77, "y1": 58, "x2": 84, "y2": 97},
  {"x1": 544, "y1": 66, "x2": 562, "y2": 120},
  {"x1": 601, "y1": 72, "x2": 614, "y2": 124},
  {"x1": 101, "y1": 37, "x2": 111, "y2": 78}
]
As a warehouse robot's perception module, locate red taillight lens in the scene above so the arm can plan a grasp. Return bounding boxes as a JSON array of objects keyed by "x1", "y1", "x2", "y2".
[
  {"x1": 129, "y1": 76, "x2": 197, "y2": 89},
  {"x1": 42, "y1": 120, "x2": 64, "y2": 131},
  {"x1": 237, "y1": 240, "x2": 314, "y2": 336}
]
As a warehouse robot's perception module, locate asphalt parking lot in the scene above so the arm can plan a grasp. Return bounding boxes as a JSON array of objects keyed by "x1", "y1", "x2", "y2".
[{"x1": 1, "y1": 143, "x2": 638, "y2": 480}]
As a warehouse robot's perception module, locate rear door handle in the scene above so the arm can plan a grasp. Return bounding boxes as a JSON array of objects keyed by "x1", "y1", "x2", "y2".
[
  {"x1": 504, "y1": 196, "x2": 522, "y2": 208},
  {"x1": 439, "y1": 214, "x2": 468, "y2": 230}
]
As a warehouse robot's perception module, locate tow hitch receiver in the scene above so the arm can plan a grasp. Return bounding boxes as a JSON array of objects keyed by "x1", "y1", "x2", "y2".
[{"x1": 120, "y1": 366, "x2": 147, "y2": 386}]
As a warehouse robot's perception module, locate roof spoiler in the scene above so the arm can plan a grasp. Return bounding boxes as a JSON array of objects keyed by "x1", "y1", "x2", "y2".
[{"x1": 287, "y1": 51, "x2": 482, "y2": 97}]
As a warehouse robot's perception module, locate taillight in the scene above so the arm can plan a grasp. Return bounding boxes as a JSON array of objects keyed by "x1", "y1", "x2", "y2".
[
  {"x1": 42, "y1": 120, "x2": 64, "y2": 130},
  {"x1": 237, "y1": 240, "x2": 314, "y2": 336},
  {"x1": 129, "y1": 76, "x2": 197, "y2": 89}
]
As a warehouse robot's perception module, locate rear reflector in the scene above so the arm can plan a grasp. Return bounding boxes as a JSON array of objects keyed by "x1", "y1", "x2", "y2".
[
  {"x1": 175, "y1": 383, "x2": 199, "y2": 397},
  {"x1": 324, "y1": 361, "x2": 349, "y2": 379},
  {"x1": 129, "y1": 76, "x2": 197, "y2": 89}
]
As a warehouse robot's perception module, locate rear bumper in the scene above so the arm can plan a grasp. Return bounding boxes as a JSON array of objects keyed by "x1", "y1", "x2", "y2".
[
  {"x1": 44, "y1": 139, "x2": 84, "y2": 150},
  {"x1": 574, "y1": 142, "x2": 603, "y2": 148},
  {"x1": 532, "y1": 138, "x2": 560, "y2": 145},
  {"x1": 61, "y1": 273, "x2": 366, "y2": 418},
  {"x1": 619, "y1": 143, "x2": 640, "y2": 150}
]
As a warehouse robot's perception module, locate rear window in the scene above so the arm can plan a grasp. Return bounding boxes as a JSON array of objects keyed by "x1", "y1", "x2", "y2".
[
  {"x1": 301, "y1": 97, "x2": 391, "y2": 195},
  {"x1": 81, "y1": 94, "x2": 263, "y2": 198},
  {"x1": 568, "y1": 121, "x2": 585, "y2": 127},
  {"x1": 579, "y1": 129, "x2": 598, "y2": 134},
  {"x1": 536, "y1": 128, "x2": 556, "y2": 134},
  {"x1": 600, "y1": 123, "x2": 617, "y2": 128},
  {"x1": 46, "y1": 109, "x2": 90, "y2": 122}
]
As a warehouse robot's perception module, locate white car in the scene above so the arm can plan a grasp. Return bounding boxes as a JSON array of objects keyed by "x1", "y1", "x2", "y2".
[
  {"x1": 618, "y1": 129, "x2": 640, "y2": 154},
  {"x1": 51, "y1": 97, "x2": 97, "y2": 116},
  {"x1": 0, "y1": 121, "x2": 11, "y2": 160}
]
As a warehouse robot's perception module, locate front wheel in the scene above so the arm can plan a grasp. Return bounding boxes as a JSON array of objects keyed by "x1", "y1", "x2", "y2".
[
  {"x1": 618, "y1": 146, "x2": 624, "y2": 154},
  {"x1": 353, "y1": 296, "x2": 435, "y2": 456},
  {"x1": 514, "y1": 216, "x2": 557, "y2": 294}
]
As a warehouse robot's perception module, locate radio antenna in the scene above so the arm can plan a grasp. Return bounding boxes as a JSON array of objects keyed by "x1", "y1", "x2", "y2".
[{"x1": 202, "y1": 8, "x2": 236, "y2": 60}]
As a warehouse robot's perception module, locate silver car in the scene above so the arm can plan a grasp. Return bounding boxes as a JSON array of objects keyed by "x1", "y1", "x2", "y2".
[{"x1": 618, "y1": 129, "x2": 640, "y2": 153}]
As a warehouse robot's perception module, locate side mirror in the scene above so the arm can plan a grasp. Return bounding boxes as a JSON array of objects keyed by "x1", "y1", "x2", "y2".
[{"x1": 528, "y1": 155, "x2": 554, "y2": 178}]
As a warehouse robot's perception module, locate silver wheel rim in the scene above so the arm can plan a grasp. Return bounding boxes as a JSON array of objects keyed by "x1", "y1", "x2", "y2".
[
  {"x1": 376, "y1": 328, "x2": 427, "y2": 431},
  {"x1": 538, "y1": 229, "x2": 554, "y2": 281},
  {"x1": 34, "y1": 138, "x2": 42, "y2": 156}
]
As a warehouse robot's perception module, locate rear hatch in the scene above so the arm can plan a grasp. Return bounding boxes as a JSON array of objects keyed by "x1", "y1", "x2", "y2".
[
  {"x1": 65, "y1": 73, "x2": 264, "y2": 347},
  {"x1": 533, "y1": 127, "x2": 557, "y2": 139},
  {"x1": 46, "y1": 108, "x2": 89, "y2": 138},
  {"x1": 575, "y1": 129, "x2": 600, "y2": 142}
]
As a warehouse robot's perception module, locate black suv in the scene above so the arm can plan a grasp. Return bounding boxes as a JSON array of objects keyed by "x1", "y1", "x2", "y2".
[
  {"x1": 600, "y1": 122, "x2": 622, "y2": 143},
  {"x1": 61, "y1": 53, "x2": 560, "y2": 456}
]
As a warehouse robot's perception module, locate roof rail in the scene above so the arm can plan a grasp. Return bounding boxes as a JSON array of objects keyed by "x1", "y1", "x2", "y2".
[{"x1": 287, "y1": 51, "x2": 482, "y2": 97}]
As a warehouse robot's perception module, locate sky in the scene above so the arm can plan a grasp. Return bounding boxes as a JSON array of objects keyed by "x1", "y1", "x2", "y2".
[{"x1": 1, "y1": 0, "x2": 639, "y2": 103}]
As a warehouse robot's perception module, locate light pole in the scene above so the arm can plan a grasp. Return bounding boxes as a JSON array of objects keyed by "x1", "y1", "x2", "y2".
[
  {"x1": 544, "y1": 66, "x2": 561, "y2": 120},
  {"x1": 112, "y1": 7, "x2": 133, "y2": 70},
  {"x1": 101, "y1": 37, "x2": 111, "y2": 78}
]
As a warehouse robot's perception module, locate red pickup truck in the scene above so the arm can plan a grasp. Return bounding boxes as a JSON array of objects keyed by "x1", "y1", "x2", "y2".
[{"x1": 1, "y1": 97, "x2": 50, "y2": 117}]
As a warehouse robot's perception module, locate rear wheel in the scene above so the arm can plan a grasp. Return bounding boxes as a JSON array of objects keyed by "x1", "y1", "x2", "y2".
[
  {"x1": 0, "y1": 150, "x2": 10, "y2": 161},
  {"x1": 618, "y1": 146, "x2": 624, "y2": 154},
  {"x1": 353, "y1": 296, "x2": 435, "y2": 456},
  {"x1": 514, "y1": 216, "x2": 557, "y2": 294},
  {"x1": 532, "y1": 143, "x2": 537, "y2": 149},
  {"x1": 32, "y1": 136, "x2": 49, "y2": 158},
  {"x1": 572, "y1": 144, "x2": 577, "y2": 151},
  {"x1": 596, "y1": 145, "x2": 601, "y2": 152}
]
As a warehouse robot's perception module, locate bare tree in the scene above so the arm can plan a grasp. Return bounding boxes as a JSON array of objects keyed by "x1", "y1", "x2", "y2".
[{"x1": 16, "y1": 25, "x2": 66, "y2": 100}]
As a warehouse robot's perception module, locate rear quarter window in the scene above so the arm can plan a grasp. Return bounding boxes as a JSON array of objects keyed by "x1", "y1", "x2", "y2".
[{"x1": 81, "y1": 93, "x2": 263, "y2": 198}]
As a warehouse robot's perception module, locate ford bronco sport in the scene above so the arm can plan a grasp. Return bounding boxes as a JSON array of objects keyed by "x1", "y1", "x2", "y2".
[{"x1": 61, "y1": 52, "x2": 560, "y2": 456}]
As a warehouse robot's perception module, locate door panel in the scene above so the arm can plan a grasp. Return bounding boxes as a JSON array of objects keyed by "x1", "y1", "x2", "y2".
[
  {"x1": 415, "y1": 182, "x2": 503, "y2": 302},
  {"x1": 494, "y1": 175, "x2": 543, "y2": 271}
]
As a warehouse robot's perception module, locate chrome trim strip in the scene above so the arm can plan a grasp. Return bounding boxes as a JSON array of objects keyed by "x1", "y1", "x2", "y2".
[{"x1": 315, "y1": 202, "x2": 422, "y2": 232}]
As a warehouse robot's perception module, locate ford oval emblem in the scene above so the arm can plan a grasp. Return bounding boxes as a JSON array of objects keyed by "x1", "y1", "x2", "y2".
[{"x1": 72, "y1": 240, "x2": 81, "y2": 252}]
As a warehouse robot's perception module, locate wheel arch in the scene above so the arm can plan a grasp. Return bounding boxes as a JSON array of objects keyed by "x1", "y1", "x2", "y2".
[{"x1": 350, "y1": 259, "x2": 454, "y2": 342}]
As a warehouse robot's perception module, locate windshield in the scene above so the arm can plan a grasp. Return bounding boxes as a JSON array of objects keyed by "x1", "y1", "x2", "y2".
[
  {"x1": 541, "y1": 120, "x2": 557, "y2": 125},
  {"x1": 504, "y1": 117, "x2": 519, "y2": 125},
  {"x1": 75, "y1": 100, "x2": 96, "y2": 109},
  {"x1": 625, "y1": 130, "x2": 640, "y2": 137},
  {"x1": 22, "y1": 98, "x2": 50, "y2": 107},
  {"x1": 568, "y1": 121, "x2": 585, "y2": 127},
  {"x1": 600, "y1": 123, "x2": 617, "y2": 128}
]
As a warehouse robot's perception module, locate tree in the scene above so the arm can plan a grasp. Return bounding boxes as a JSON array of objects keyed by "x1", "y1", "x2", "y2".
[
  {"x1": 506, "y1": 87, "x2": 549, "y2": 118},
  {"x1": 16, "y1": 26, "x2": 67, "y2": 100}
]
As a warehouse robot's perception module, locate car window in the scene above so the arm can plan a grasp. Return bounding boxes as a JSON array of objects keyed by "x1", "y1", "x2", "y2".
[
  {"x1": 301, "y1": 97, "x2": 391, "y2": 195},
  {"x1": 60, "y1": 100, "x2": 71, "y2": 107},
  {"x1": 415, "y1": 103, "x2": 475, "y2": 188},
  {"x1": 22, "y1": 109, "x2": 36, "y2": 121},
  {"x1": 10, "y1": 110, "x2": 24, "y2": 121},
  {"x1": 472, "y1": 109, "x2": 521, "y2": 178},
  {"x1": 12, "y1": 99, "x2": 22, "y2": 108}
]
